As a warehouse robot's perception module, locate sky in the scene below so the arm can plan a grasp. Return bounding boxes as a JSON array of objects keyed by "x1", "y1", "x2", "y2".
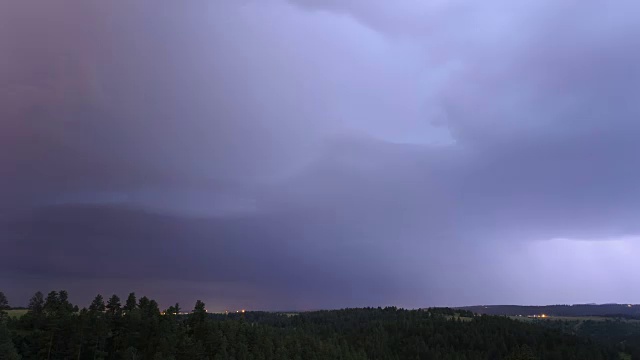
[{"x1": 2, "y1": 0, "x2": 640, "y2": 311}]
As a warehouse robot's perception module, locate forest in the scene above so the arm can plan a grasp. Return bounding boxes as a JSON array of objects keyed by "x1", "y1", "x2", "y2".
[{"x1": 0, "y1": 290, "x2": 625, "y2": 360}]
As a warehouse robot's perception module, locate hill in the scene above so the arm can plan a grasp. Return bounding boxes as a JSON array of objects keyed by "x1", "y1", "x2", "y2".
[
  {"x1": 2, "y1": 291, "x2": 622, "y2": 360},
  {"x1": 459, "y1": 304, "x2": 640, "y2": 318}
]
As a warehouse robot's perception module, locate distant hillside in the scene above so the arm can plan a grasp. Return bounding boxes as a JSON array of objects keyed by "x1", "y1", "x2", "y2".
[{"x1": 459, "y1": 304, "x2": 640, "y2": 317}]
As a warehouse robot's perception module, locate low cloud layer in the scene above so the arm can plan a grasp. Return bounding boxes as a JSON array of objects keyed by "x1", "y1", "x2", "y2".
[{"x1": 2, "y1": 0, "x2": 640, "y2": 309}]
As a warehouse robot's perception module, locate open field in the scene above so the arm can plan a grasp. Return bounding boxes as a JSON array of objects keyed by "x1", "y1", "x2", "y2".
[{"x1": 6, "y1": 309, "x2": 28, "y2": 318}]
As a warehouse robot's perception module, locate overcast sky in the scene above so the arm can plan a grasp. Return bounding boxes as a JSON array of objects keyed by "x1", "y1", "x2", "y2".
[{"x1": 2, "y1": 0, "x2": 640, "y2": 310}]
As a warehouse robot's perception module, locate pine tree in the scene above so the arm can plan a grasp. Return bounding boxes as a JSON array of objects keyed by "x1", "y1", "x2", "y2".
[
  {"x1": 192, "y1": 300, "x2": 206, "y2": 321},
  {"x1": 88, "y1": 295, "x2": 108, "y2": 359},
  {"x1": 124, "y1": 293, "x2": 137, "y2": 312},
  {"x1": 138, "y1": 296, "x2": 151, "y2": 314},
  {"x1": 89, "y1": 294, "x2": 106, "y2": 313},
  {"x1": 106, "y1": 294, "x2": 122, "y2": 316}
]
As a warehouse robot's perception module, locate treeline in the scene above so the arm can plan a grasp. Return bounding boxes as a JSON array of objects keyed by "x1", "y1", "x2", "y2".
[{"x1": 0, "y1": 290, "x2": 622, "y2": 360}]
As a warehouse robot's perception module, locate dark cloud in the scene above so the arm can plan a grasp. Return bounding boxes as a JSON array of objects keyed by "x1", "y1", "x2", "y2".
[
  {"x1": 2, "y1": 0, "x2": 640, "y2": 309},
  {"x1": 0, "y1": 203, "x2": 409, "y2": 310}
]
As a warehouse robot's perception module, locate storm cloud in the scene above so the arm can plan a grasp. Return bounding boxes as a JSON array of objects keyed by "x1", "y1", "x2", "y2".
[{"x1": 2, "y1": 0, "x2": 640, "y2": 310}]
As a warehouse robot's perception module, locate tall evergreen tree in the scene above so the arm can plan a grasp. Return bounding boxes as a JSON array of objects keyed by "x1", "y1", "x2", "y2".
[
  {"x1": 192, "y1": 301, "x2": 206, "y2": 318},
  {"x1": 124, "y1": 293, "x2": 137, "y2": 312},
  {"x1": 89, "y1": 294, "x2": 106, "y2": 313},
  {"x1": 86, "y1": 294, "x2": 109, "y2": 359},
  {"x1": 138, "y1": 296, "x2": 151, "y2": 315},
  {"x1": 106, "y1": 294, "x2": 122, "y2": 315}
]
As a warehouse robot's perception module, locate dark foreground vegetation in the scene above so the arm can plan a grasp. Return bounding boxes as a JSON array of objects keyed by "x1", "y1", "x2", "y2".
[
  {"x1": 534, "y1": 318, "x2": 640, "y2": 359},
  {"x1": 0, "y1": 291, "x2": 627, "y2": 360}
]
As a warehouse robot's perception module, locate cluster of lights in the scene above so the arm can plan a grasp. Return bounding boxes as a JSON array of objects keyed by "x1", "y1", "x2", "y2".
[
  {"x1": 224, "y1": 309, "x2": 246, "y2": 314},
  {"x1": 529, "y1": 314, "x2": 548, "y2": 318}
]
